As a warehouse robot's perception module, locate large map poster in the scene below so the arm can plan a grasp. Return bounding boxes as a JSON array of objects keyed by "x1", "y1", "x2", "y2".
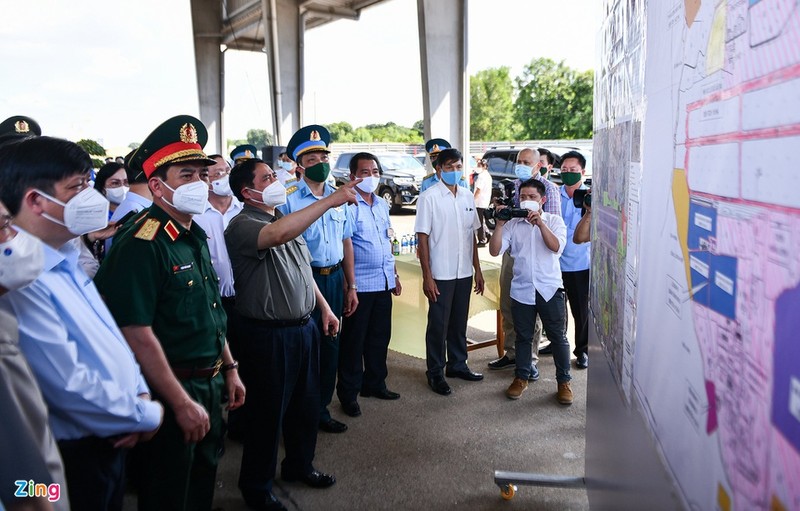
[{"x1": 620, "y1": 0, "x2": 800, "y2": 509}]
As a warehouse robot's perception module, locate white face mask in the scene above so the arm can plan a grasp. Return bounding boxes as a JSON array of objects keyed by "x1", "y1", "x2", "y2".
[
  {"x1": 0, "y1": 229, "x2": 45, "y2": 290},
  {"x1": 355, "y1": 175, "x2": 380, "y2": 194},
  {"x1": 160, "y1": 180, "x2": 208, "y2": 215},
  {"x1": 37, "y1": 187, "x2": 110, "y2": 235},
  {"x1": 520, "y1": 200, "x2": 540, "y2": 213},
  {"x1": 105, "y1": 185, "x2": 129, "y2": 205},
  {"x1": 210, "y1": 175, "x2": 233, "y2": 197},
  {"x1": 248, "y1": 180, "x2": 286, "y2": 208}
]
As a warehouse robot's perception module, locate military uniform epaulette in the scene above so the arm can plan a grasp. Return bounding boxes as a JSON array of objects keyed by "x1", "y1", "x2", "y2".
[
  {"x1": 134, "y1": 218, "x2": 161, "y2": 241},
  {"x1": 284, "y1": 177, "x2": 297, "y2": 186},
  {"x1": 286, "y1": 185, "x2": 299, "y2": 195},
  {"x1": 423, "y1": 172, "x2": 435, "y2": 181}
]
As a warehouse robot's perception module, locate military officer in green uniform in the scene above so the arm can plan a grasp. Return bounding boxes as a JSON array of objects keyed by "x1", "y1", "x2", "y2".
[{"x1": 95, "y1": 115, "x2": 246, "y2": 511}]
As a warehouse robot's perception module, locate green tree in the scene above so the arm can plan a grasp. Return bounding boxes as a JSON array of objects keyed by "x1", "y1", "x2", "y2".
[
  {"x1": 412, "y1": 119, "x2": 424, "y2": 136},
  {"x1": 325, "y1": 121, "x2": 423, "y2": 143},
  {"x1": 76, "y1": 139, "x2": 106, "y2": 157},
  {"x1": 246, "y1": 128, "x2": 273, "y2": 148},
  {"x1": 470, "y1": 66, "x2": 516, "y2": 141},
  {"x1": 76, "y1": 139, "x2": 106, "y2": 168},
  {"x1": 566, "y1": 69, "x2": 594, "y2": 138},
  {"x1": 514, "y1": 58, "x2": 593, "y2": 139},
  {"x1": 328, "y1": 121, "x2": 355, "y2": 142}
]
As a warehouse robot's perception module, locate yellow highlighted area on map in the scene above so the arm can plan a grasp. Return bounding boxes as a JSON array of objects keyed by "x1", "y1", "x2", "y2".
[
  {"x1": 718, "y1": 484, "x2": 731, "y2": 511},
  {"x1": 672, "y1": 169, "x2": 692, "y2": 294},
  {"x1": 707, "y1": 2, "x2": 727, "y2": 74}
]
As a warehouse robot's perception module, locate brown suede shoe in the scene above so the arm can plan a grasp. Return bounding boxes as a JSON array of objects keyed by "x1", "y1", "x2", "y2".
[
  {"x1": 557, "y1": 382, "x2": 573, "y2": 405},
  {"x1": 506, "y1": 377, "x2": 528, "y2": 400}
]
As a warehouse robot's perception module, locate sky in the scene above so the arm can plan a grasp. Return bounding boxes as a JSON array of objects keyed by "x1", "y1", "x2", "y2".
[{"x1": 0, "y1": 0, "x2": 599, "y2": 153}]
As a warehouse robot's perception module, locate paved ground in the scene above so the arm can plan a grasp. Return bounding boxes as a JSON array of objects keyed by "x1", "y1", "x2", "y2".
[{"x1": 125, "y1": 206, "x2": 590, "y2": 510}]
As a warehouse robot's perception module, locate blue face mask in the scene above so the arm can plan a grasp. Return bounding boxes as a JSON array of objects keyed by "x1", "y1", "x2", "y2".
[
  {"x1": 440, "y1": 170, "x2": 461, "y2": 186},
  {"x1": 514, "y1": 164, "x2": 533, "y2": 180},
  {"x1": 278, "y1": 161, "x2": 293, "y2": 171}
]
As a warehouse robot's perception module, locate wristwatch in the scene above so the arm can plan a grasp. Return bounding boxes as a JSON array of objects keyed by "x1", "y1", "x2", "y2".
[
  {"x1": 348, "y1": 284, "x2": 358, "y2": 291},
  {"x1": 221, "y1": 361, "x2": 239, "y2": 372}
]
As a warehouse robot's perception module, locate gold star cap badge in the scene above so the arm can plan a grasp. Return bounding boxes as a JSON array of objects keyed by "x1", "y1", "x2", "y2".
[{"x1": 180, "y1": 123, "x2": 198, "y2": 144}]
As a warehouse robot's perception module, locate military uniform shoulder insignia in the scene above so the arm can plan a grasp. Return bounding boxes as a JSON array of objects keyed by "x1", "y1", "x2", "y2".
[
  {"x1": 164, "y1": 220, "x2": 181, "y2": 242},
  {"x1": 284, "y1": 177, "x2": 297, "y2": 186},
  {"x1": 286, "y1": 185, "x2": 299, "y2": 195},
  {"x1": 423, "y1": 173, "x2": 435, "y2": 180},
  {"x1": 134, "y1": 218, "x2": 160, "y2": 241}
]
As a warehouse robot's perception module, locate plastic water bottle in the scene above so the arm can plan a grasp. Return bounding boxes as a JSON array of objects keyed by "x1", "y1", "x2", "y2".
[
  {"x1": 401, "y1": 235, "x2": 409, "y2": 255},
  {"x1": 392, "y1": 237, "x2": 400, "y2": 256},
  {"x1": 410, "y1": 234, "x2": 417, "y2": 253}
]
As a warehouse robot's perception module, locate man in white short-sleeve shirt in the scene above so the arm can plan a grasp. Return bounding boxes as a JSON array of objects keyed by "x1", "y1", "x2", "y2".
[
  {"x1": 489, "y1": 178, "x2": 574, "y2": 405},
  {"x1": 415, "y1": 148, "x2": 485, "y2": 396}
]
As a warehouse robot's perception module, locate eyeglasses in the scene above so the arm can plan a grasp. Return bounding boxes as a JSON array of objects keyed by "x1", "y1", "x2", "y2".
[{"x1": 106, "y1": 179, "x2": 129, "y2": 188}]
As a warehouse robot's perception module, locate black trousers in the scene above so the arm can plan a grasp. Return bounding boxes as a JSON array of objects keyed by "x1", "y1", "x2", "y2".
[
  {"x1": 475, "y1": 208, "x2": 488, "y2": 243},
  {"x1": 58, "y1": 436, "x2": 126, "y2": 511},
  {"x1": 237, "y1": 317, "x2": 320, "y2": 497},
  {"x1": 562, "y1": 269, "x2": 590, "y2": 356},
  {"x1": 311, "y1": 267, "x2": 344, "y2": 422},
  {"x1": 338, "y1": 290, "x2": 393, "y2": 403},
  {"x1": 425, "y1": 277, "x2": 472, "y2": 378},
  {"x1": 221, "y1": 296, "x2": 245, "y2": 436}
]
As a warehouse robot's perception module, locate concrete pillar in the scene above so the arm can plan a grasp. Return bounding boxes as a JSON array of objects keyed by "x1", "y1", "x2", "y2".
[
  {"x1": 265, "y1": 0, "x2": 302, "y2": 145},
  {"x1": 417, "y1": 0, "x2": 469, "y2": 153},
  {"x1": 191, "y1": 0, "x2": 224, "y2": 154}
]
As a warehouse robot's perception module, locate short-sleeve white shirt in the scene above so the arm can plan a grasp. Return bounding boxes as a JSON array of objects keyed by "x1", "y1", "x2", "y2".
[
  {"x1": 500, "y1": 213, "x2": 567, "y2": 303},
  {"x1": 473, "y1": 171, "x2": 493, "y2": 208},
  {"x1": 415, "y1": 181, "x2": 480, "y2": 280}
]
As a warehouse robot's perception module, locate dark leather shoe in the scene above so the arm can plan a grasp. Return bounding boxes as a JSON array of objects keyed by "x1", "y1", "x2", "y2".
[
  {"x1": 445, "y1": 368, "x2": 484, "y2": 381},
  {"x1": 319, "y1": 418, "x2": 348, "y2": 433},
  {"x1": 576, "y1": 353, "x2": 588, "y2": 369},
  {"x1": 283, "y1": 469, "x2": 336, "y2": 488},
  {"x1": 242, "y1": 491, "x2": 287, "y2": 511},
  {"x1": 341, "y1": 401, "x2": 361, "y2": 417},
  {"x1": 427, "y1": 376, "x2": 451, "y2": 395},
  {"x1": 360, "y1": 388, "x2": 400, "y2": 400}
]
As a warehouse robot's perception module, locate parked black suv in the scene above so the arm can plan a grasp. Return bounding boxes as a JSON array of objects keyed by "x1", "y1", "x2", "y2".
[{"x1": 332, "y1": 152, "x2": 427, "y2": 212}]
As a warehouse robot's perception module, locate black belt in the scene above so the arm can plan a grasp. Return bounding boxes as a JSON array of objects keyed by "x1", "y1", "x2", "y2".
[
  {"x1": 171, "y1": 359, "x2": 223, "y2": 380},
  {"x1": 244, "y1": 313, "x2": 312, "y2": 328},
  {"x1": 311, "y1": 261, "x2": 342, "y2": 276},
  {"x1": 221, "y1": 296, "x2": 236, "y2": 306}
]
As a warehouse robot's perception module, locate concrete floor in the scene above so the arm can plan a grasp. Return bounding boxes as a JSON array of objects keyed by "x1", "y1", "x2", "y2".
[
  {"x1": 123, "y1": 337, "x2": 590, "y2": 511},
  {"x1": 125, "y1": 208, "x2": 590, "y2": 510},
  {"x1": 206, "y1": 344, "x2": 589, "y2": 511}
]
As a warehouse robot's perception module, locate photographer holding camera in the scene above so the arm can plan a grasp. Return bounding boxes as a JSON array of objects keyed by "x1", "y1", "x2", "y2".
[
  {"x1": 488, "y1": 148, "x2": 561, "y2": 377},
  {"x1": 488, "y1": 179, "x2": 573, "y2": 404},
  {"x1": 558, "y1": 150, "x2": 591, "y2": 369},
  {"x1": 573, "y1": 189, "x2": 591, "y2": 244}
]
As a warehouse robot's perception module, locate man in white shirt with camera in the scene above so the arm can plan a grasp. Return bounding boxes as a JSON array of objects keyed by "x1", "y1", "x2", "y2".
[{"x1": 489, "y1": 178, "x2": 573, "y2": 405}]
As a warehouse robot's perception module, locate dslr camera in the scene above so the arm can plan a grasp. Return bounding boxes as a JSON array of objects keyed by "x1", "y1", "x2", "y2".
[
  {"x1": 484, "y1": 205, "x2": 529, "y2": 222},
  {"x1": 573, "y1": 189, "x2": 592, "y2": 216}
]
